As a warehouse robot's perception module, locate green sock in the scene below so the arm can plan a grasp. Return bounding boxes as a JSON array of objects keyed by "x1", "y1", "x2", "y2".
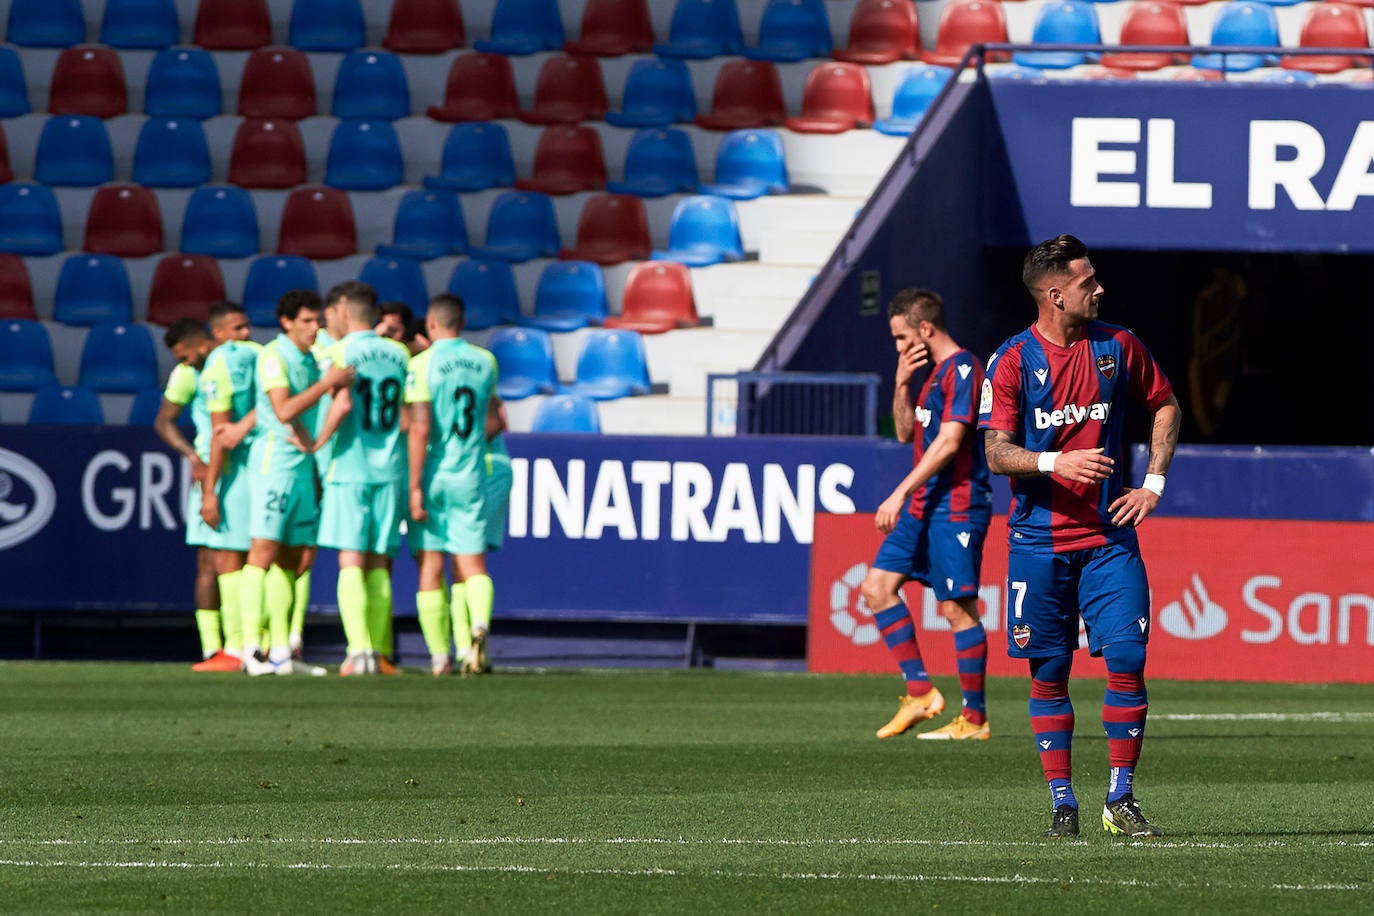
[
  {"x1": 239, "y1": 565, "x2": 267, "y2": 655},
  {"x1": 365, "y1": 568, "x2": 393, "y2": 656},
  {"x1": 195, "y1": 610, "x2": 222, "y2": 657},
  {"x1": 265, "y1": 564, "x2": 296, "y2": 653},
  {"x1": 292, "y1": 569, "x2": 310, "y2": 637},
  {"x1": 337, "y1": 567, "x2": 371, "y2": 654},
  {"x1": 416, "y1": 589, "x2": 451, "y2": 660},
  {"x1": 466, "y1": 574, "x2": 494, "y2": 635},
  {"x1": 451, "y1": 583, "x2": 471, "y2": 654},
  {"x1": 217, "y1": 571, "x2": 243, "y2": 655}
]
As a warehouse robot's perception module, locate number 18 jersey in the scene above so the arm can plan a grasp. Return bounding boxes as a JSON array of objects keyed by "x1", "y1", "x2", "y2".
[
  {"x1": 405, "y1": 337, "x2": 498, "y2": 481},
  {"x1": 322, "y1": 330, "x2": 410, "y2": 484}
]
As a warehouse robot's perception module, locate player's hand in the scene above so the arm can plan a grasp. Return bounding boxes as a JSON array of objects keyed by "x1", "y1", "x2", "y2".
[
  {"x1": 1049, "y1": 448, "x2": 1114, "y2": 484},
  {"x1": 286, "y1": 426, "x2": 313, "y2": 453},
  {"x1": 1109, "y1": 486, "x2": 1160, "y2": 528},
  {"x1": 874, "y1": 493, "x2": 906, "y2": 534},
  {"x1": 189, "y1": 456, "x2": 208, "y2": 483},
  {"x1": 324, "y1": 364, "x2": 356, "y2": 389},
  {"x1": 895, "y1": 340, "x2": 930, "y2": 388},
  {"x1": 409, "y1": 487, "x2": 428, "y2": 523},
  {"x1": 216, "y1": 419, "x2": 248, "y2": 449},
  {"x1": 201, "y1": 493, "x2": 221, "y2": 529}
]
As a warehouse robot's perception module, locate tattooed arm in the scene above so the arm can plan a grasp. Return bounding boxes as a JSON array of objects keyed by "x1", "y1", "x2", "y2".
[{"x1": 984, "y1": 429, "x2": 1116, "y2": 484}]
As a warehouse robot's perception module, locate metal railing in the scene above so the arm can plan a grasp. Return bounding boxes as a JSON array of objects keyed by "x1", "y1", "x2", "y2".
[{"x1": 706, "y1": 371, "x2": 880, "y2": 437}]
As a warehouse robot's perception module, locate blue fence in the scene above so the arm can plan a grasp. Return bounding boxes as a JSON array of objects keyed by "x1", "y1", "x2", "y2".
[{"x1": 705, "y1": 372, "x2": 881, "y2": 437}]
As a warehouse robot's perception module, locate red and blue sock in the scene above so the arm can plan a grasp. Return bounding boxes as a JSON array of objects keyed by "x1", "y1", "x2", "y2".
[
  {"x1": 954, "y1": 624, "x2": 988, "y2": 726},
  {"x1": 1029, "y1": 654, "x2": 1076, "y2": 809},
  {"x1": 874, "y1": 601, "x2": 932, "y2": 697},
  {"x1": 1102, "y1": 641, "x2": 1148, "y2": 804}
]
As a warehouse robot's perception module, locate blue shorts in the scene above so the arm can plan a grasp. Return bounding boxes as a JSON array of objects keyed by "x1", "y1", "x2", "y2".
[
  {"x1": 1005, "y1": 539, "x2": 1150, "y2": 659},
  {"x1": 871, "y1": 511, "x2": 987, "y2": 602}
]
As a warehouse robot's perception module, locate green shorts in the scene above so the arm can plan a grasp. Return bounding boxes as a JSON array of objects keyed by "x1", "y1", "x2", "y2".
[
  {"x1": 318, "y1": 479, "x2": 405, "y2": 556},
  {"x1": 202, "y1": 461, "x2": 252, "y2": 552},
  {"x1": 413, "y1": 470, "x2": 487, "y2": 557},
  {"x1": 249, "y1": 464, "x2": 319, "y2": 547},
  {"x1": 483, "y1": 453, "x2": 513, "y2": 552},
  {"x1": 184, "y1": 482, "x2": 210, "y2": 548}
]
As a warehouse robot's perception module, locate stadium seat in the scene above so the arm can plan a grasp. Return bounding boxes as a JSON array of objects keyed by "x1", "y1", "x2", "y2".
[
  {"x1": 1192, "y1": 1, "x2": 1281, "y2": 71},
  {"x1": 1013, "y1": 1, "x2": 1100, "y2": 69},
  {"x1": 0, "y1": 255, "x2": 35, "y2": 320},
  {"x1": 1282, "y1": 3, "x2": 1370, "y2": 73},
  {"x1": 6, "y1": 0, "x2": 85, "y2": 47},
  {"x1": 133, "y1": 118, "x2": 212, "y2": 188},
  {"x1": 147, "y1": 254, "x2": 226, "y2": 325},
  {"x1": 564, "y1": 328, "x2": 652, "y2": 399},
  {"x1": 243, "y1": 255, "x2": 319, "y2": 326},
  {"x1": 228, "y1": 118, "x2": 307, "y2": 188},
  {"x1": 78, "y1": 322, "x2": 158, "y2": 392},
  {"x1": 35, "y1": 116, "x2": 114, "y2": 187},
  {"x1": 130, "y1": 385, "x2": 181, "y2": 426},
  {"x1": 53, "y1": 254, "x2": 135, "y2": 326},
  {"x1": 531, "y1": 392, "x2": 601, "y2": 431},
  {"x1": 488, "y1": 326, "x2": 559, "y2": 399},
  {"x1": 0, "y1": 47, "x2": 32, "y2": 117},
  {"x1": 359, "y1": 256, "x2": 429, "y2": 314},
  {"x1": 606, "y1": 127, "x2": 700, "y2": 197},
  {"x1": 469, "y1": 191, "x2": 561, "y2": 262},
  {"x1": 654, "y1": 0, "x2": 745, "y2": 58},
  {"x1": 277, "y1": 186, "x2": 358, "y2": 259},
  {"x1": 49, "y1": 46, "x2": 128, "y2": 117},
  {"x1": 29, "y1": 384, "x2": 103, "y2": 425},
  {"x1": 922, "y1": 0, "x2": 1009, "y2": 67},
  {"x1": 784, "y1": 62, "x2": 874, "y2": 133},
  {"x1": 695, "y1": 60, "x2": 786, "y2": 130},
  {"x1": 426, "y1": 53, "x2": 519, "y2": 122},
  {"x1": 332, "y1": 50, "x2": 411, "y2": 120},
  {"x1": 101, "y1": 0, "x2": 180, "y2": 48},
  {"x1": 474, "y1": 0, "x2": 565, "y2": 54},
  {"x1": 566, "y1": 0, "x2": 655, "y2": 57},
  {"x1": 517, "y1": 54, "x2": 609, "y2": 125},
  {"x1": 0, "y1": 319, "x2": 57, "y2": 389},
  {"x1": 874, "y1": 64, "x2": 953, "y2": 135},
  {"x1": 606, "y1": 57, "x2": 696, "y2": 127},
  {"x1": 377, "y1": 188, "x2": 468, "y2": 260},
  {"x1": 0, "y1": 183, "x2": 64, "y2": 256},
  {"x1": 1100, "y1": 2, "x2": 1189, "y2": 71},
  {"x1": 288, "y1": 0, "x2": 366, "y2": 51},
  {"x1": 143, "y1": 48, "x2": 223, "y2": 119},
  {"x1": 700, "y1": 129, "x2": 788, "y2": 199},
  {"x1": 651, "y1": 195, "x2": 744, "y2": 266},
  {"x1": 194, "y1": 0, "x2": 272, "y2": 49},
  {"x1": 515, "y1": 126, "x2": 608, "y2": 195},
  {"x1": 560, "y1": 194, "x2": 651, "y2": 265},
  {"x1": 237, "y1": 47, "x2": 318, "y2": 119},
  {"x1": 745, "y1": 0, "x2": 832, "y2": 62},
  {"x1": 180, "y1": 185, "x2": 260, "y2": 258},
  {"x1": 423, "y1": 122, "x2": 516, "y2": 192},
  {"x1": 0, "y1": 127, "x2": 11, "y2": 184},
  {"x1": 522, "y1": 260, "x2": 608, "y2": 331},
  {"x1": 324, "y1": 120, "x2": 405, "y2": 190},
  {"x1": 447, "y1": 259, "x2": 521, "y2": 329},
  {"x1": 604, "y1": 261, "x2": 699, "y2": 333},
  {"x1": 1260, "y1": 69, "x2": 1317, "y2": 84},
  {"x1": 84, "y1": 184, "x2": 163, "y2": 256},
  {"x1": 834, "y1": 0, "x2": 920, "y2": 64},
  {"x1": 384, "y1": 0, "x2": 466, "y2": 53}
]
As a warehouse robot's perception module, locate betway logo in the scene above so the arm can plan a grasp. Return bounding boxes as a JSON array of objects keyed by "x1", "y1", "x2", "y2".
[{"x1": 1034, "y1": 402, "x2": 1111, "y2": 429}]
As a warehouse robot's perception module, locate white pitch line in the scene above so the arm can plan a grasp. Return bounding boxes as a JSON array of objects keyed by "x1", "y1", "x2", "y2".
[{"x1": 1156, "y1": 712, "x2": 1374, "y2": 722}]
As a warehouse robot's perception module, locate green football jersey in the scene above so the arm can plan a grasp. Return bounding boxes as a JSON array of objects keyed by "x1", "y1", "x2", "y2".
[
  {"x1": 162, "y1": 363, "x2": 210, "y2": 461},
  {"x1": 322, "y1": 330, "x2": 410, "y2": 484},
  {"x1": 200, "y1": 340, "x2": 262, "y2": 465},
  {"x1": 312, "y1": 328, "x2": 337, "y2": 475},
  {"x1": 405, "y1": 338, "x2": 498, "y2": 479},
  {"x1": 249, "y1": 334, "x2": 321, "y2": 475}
]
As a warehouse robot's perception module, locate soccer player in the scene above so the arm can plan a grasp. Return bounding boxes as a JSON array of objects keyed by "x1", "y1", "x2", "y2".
[
  {"x1": 863, "y1": 289, "x2": 993, "y2": 741},
  {"x1": 313, "y1": 281, "x2": 411, "y2": 675},
  {"x1": 376, "y1": 300, "x2": 430, "y2": 354},
  {"x1": 405, "y1": 293, "x2": 498, "y2": 677},
  {"x1": 240, "y1": 290, "x2": 353, "y2": 676},
  {"x1": 472, "y1": 393, "x2": 513, "y2": 675},
  {"x1": 979, "y1": 235, "x2": 1181, "y2": 839}
]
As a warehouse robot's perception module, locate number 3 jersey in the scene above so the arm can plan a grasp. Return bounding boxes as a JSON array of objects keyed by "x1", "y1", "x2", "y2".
[
  {"x1": 322, "y1": 330, "x2": 411, "y2": 484},
  {"x1": 404, "y1": 337, "x2": 498, "y2": 481}
]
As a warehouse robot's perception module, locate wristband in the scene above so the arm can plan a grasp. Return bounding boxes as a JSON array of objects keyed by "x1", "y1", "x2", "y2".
[
  {"x1": 1037, "y1": 451, "x2": 1060, "y2": 475},
  {"x1": 1142, "y1": 473, "x2": 1165, "y2": 497}
]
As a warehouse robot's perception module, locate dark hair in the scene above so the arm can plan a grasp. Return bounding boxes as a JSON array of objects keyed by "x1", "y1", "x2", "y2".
[
  {"x1": 1022, "y1": 234, "x2": 1089, "y2": 293},
  {"x1": 276, "y1": 288, "x2": 323, "y2": 321},
  {"x1": 163, "y1": 317, "x2": 208, "y2": 349},
  {"x1": 325, "y1": 280, "x2": 377, "y2": 309},
  {"x1": 379, "y1": 300, "x2": 415, "y2": 324},
  {"x1": 207, "y1": 299, "x2": 246, "y2": 326},
  {"x1": 427, "y1": 292, "x2": 465, "y2": 330},
  {"x1": 886, "y1": 288, "x2": 946, "y2": 332}
]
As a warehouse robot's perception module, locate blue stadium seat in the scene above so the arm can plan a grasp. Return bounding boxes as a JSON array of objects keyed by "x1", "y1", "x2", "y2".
[
  {"x1": 424, "y1": 122, "x2": 516, "y2": 193},
  {"x1": 0, "y1": 319, "x2": 58, "y2": 390},
  {"x1": 0, "y1": 184, "x2": 64, "y2": 255},
  {"x1": 745, "y1": 0, "x2": 832, "y2": 62},
  {"x1": 651, "y1": 195, "x2": 745, "y2": 267},
  {"x1": 78, "y1": 321, "x2": 158, "y2": 392},
  {"x1": 654, "y1": 0, "x2": 745, "y2": 59},
  {"x1": 143, "y1": 48, "x2": 223, "y2": 119},
  {"x1": 324, "y1": 120, "x2": 404, "y2": 190},
  {"x1": 470, "y1": 191, "x2": 560, "y2": 262},
  {"x1": 606, "y1": 127, "x2": 700, "y2": 198},
  {"x1": 100, "y1": 0, "x2": 180, "y2": 49},
  {"x1": 606, "y1": 58, "x2": 696, "y2": 128},
  {"x1": 984, "y1": 63, "x2": 1046, "y2": 81},
  {"x1": 474, "y1": 0, "x2": 565, "y2": 54},
  {"x1": 132, "y1": 118, "x2": 212, "y2": 188},
  {"x1": 446, "y1": 259, "x2": 521, "y2": 329},
  {"x1": 564, "y1": 328, "x2": 652, "y2": 400},
  {"x1": 0, "y1": 47, "x2": 32, "y2": 117},
  {"x1": 35, "y1": 116, "x2": 114, "y2": 187},
  {"x1": 377, "y1": 188, "x2": 468, "y2": 261},
  {"x1": 332, "y1": 50, "x2": 411, "y2": 120},
  {"x1": 53, "y1": 254, "x2": 135, "y2": 326},
  {"x1": 1013, "y1": 1, "x2": 1101, "y2": 70},
  {"x1": 521, "y1": 261, "x2": 607, "y2": 332},
  {"x1": 243, "y1": 255, "x2": 319, "y2": 326},
  {"x1": 488, "y1": 326, "x2": 559, "y2": 399},
  {"x1": 359, "y1": 256, "x2": 429, "y2": 314},
  {"x1": 531, "y1": 392, "x2": 601, "y2": 432},
  {"x1": 6, "y1": 0, "x2": 85, "y2": 47},
  {"x1": 180, "y1": 185, "x2": 260, "y2": 258},
  {"x1": 1192, "y1": 1, "x2": 1281, "y2": 72},
  {"x1": 29, "y1": 384, "x2": 103, "y2": 425},
  {"x1": 874, "y1": 65, "x2": 953, "y2": 136},
  {"x1": 700, "y1": 129, "x2": 788, "y2": 200},
  {"x1": 130, "y1": 385, "x2": 191, "y2": 428},
  {"x1": 288, "y1": 0, "x2": 366, "y2": 51},
  {"x1": 1261, "y1": 68, "x2": 1318, "y2": 84}
]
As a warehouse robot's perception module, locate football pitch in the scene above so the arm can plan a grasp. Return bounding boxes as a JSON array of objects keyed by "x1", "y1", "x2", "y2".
[{"x1": 0, "y1": 664, "x2": 1370, "y2": 914}]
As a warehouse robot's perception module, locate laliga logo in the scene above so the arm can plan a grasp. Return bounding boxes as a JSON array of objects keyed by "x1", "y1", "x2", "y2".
[
  {"x1": 0, "y1": 448, "x2": 57, "y2": 550},
  {"x1": 1158, "y1": 573, "x2": 1228, "y2": 640},
  {"x1": 830, "y1": 562, "x2": 880, "y2": 646}
]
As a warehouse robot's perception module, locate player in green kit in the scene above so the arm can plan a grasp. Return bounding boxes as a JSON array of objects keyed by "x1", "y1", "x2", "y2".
[
  {"x1": 472, "y1": 394, "x2": 513, "y2": 674},
  {"x1": 405, "y1": 293, "x2": 498, "y2": 677},
  {"x1": 313, "y1": 281, "x2": 411, "y2": 675}
]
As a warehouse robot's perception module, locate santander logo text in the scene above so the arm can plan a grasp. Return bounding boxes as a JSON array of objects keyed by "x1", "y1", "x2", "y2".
[{"x1": 1034, "y1": 401, "x2": 1111, "y2": 429}]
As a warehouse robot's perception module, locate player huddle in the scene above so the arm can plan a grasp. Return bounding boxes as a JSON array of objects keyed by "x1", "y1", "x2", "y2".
[{"x1": 155, "y1": 282, "x2": 509, "y2": 679}]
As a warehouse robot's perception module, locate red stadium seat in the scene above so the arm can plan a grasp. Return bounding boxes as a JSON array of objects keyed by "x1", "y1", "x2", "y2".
[
  {"x1": 0, "y1": 123, "x2": 11, "y2": 183},
  {"x1": 147, "y1": 254, "x2": 226, "y2": 325},
  {"x1": 604, "y1": 261, "x2": 699, "y2": 333},
  {"x1": 425, "y1": 53, "x2": 519, "y2": 122},
  {"x1": 278, "y1": 185, "x2": 357, "y2": 259},
  {"x1": 834, "y1": 0, "x2": 920, "y2": 64},
  {"x1": 695, "y1": 60, "x2": 786, "y2": 130},
  {"x1": 517, "y1": 54, "x2": 609, "y2": 125},
  {"x1": 194, "y1": 0, "x2": 272, "y2": 49},
  {"x1": 1282, "y1": 3, "x2": 1369, "y2": 73},
  {"x1": 84, "y1": 183, "x2": 163, "y2": 257},
  {"x1": 565, "y1": 0, "x2": 655, "y2": 56},
  {"x1": 228, "y1": 118, "x2": 307, "y2": 189},
  {"x1": 514, "y1": 126, "x2": 608, "y2": 194},
  {"x1": 49, "y1": 46, "x2": 128, "y2": 117},
  {"x1": 1100, "y1": 1, "x2": 1190, "y2": 71},
  {"x1": 1170, "y1": 67, "x2": 1224, "y2": 81},
  {"x1": 784, "y1": 62, "x2": 875, "y2": 134},
  {"x1": 559, "y1": 193, "x2": 651, "y2": 265},
  {"x1": 921, "y1": 0, "x2": 1009, "y2": 67},
  {"x1": 237, "y1": 47, "x2": 317, "y2": 119},
  {"x1": 0, "y1": 253, "x2": 36, "y2": 319},
  {"x1": 383, "y1": 0, "x2": 466, "y2": 53}
]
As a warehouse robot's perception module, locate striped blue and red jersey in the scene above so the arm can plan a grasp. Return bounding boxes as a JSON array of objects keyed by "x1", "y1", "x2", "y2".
[
  {"x1": 908, "y1": 348, "x2": 991, "y2": 523},
  {"x1": 977, "y1": 321, "x2": 1173, "y2": 552}
]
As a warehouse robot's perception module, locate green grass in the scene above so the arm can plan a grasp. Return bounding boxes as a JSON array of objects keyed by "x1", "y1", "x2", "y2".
[{"x1": 0, "y1": 664, "x2": 1371, "y2": 914}]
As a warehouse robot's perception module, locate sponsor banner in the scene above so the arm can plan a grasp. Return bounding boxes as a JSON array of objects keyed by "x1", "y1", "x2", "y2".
[{"x1": 808, "y1": 513, "x2": 1374, "y2": 683}]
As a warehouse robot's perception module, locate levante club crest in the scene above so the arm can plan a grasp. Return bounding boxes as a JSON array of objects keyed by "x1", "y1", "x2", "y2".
[
  {"x1": 1095, "y1": 354, "x2": 1116, "y2": 380},
  {"x1": 1012, "y1": 624, "x2": 1032, "y2": 650}
]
